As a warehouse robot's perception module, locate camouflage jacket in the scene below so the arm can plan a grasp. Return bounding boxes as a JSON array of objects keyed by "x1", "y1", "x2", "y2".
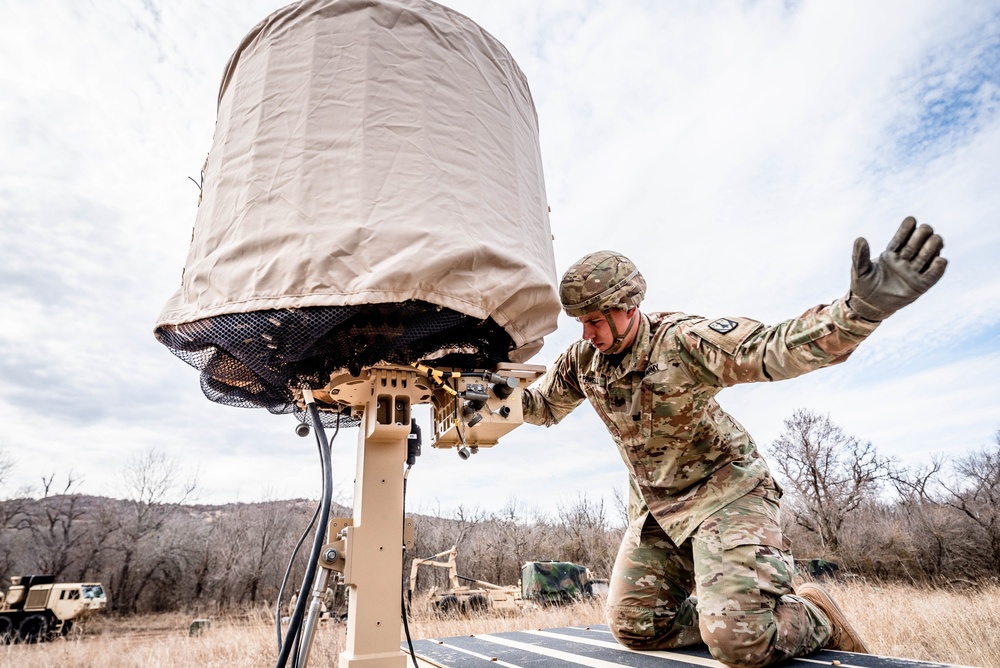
[{"x1": 522, "y1": 297, "x2": 879, "y2": 545}]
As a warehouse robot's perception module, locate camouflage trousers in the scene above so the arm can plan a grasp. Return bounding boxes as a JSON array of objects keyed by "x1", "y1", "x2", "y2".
[{"x1": 606, "y1": 484, "x2": 832, "y2": 668}]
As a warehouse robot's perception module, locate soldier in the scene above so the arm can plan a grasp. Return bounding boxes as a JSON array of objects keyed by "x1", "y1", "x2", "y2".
[{"x1": 521, "y1": 217, "x2": 946, "y2": 668}]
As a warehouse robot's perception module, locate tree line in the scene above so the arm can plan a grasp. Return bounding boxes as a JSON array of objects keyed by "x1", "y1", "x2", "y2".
[
  {"x1": 1, "y1": 412, "x2": 997, "y2": 615},
  {"x1": 0, "y1": 448, "x2": 622, "y2": 615},
  {"x1": 765, "y1": 409, "x2": 1000, "y2": 583}
]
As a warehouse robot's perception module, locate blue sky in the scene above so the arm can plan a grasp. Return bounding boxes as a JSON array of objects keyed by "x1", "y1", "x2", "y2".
[
  {"x1": 898, "y1": 20, "x2": 999, "y2": 154},
  {"x1": 1, "y1": 0, "x2": 998, "y2": 519}
]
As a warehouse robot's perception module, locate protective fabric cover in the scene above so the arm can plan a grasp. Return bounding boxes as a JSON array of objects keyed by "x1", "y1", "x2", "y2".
[{"x1": 154, "y1": 0, "x2": 559, "y2": 419}]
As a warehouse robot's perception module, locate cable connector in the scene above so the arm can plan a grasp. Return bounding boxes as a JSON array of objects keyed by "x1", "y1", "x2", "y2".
[{"x1": 406, "y1": 419, "x2": 422, "y2": 467}]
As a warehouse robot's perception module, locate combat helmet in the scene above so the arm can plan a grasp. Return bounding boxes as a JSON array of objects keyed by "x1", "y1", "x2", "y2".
[{"x1": 560, "y1": 251, "x2": 646, "y2": 354}]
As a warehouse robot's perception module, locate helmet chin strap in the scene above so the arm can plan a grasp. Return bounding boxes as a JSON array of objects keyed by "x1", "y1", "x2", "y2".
[{"x1": 602, "y1": 308, "x2": 638, "y2": 355}]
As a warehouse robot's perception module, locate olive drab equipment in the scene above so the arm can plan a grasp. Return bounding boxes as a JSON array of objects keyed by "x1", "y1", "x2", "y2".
[
  {"x1": 520, "y1": 561, "x2": 593, "y2": 605},
  {"x1": 407, "y1": 547, "x2": 599, "y2": 614}
]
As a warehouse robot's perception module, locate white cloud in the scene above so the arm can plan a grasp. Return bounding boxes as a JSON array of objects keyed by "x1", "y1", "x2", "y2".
[{"x1": 1, "y1": 0, "x2": 998, "y2": 519}]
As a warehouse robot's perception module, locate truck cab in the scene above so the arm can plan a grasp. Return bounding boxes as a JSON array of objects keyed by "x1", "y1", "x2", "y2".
[{"x1": 0, "y1": 576, "x2": 108, "y2": 642}]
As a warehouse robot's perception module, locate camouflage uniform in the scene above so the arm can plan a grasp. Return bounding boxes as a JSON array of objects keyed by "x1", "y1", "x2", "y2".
[{"x1": 522, "y1": 298, "x2": 879, "y2": 667}]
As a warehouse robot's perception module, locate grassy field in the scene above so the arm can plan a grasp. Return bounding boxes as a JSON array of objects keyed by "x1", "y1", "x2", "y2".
[{"x1": 2, "y1": 580, "x2": 997, "y2": 667}]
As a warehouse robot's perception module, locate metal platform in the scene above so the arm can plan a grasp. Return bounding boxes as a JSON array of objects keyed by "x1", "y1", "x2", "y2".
[{"x1": 405, "y1": 624, "x2": 960, "y2": 668}]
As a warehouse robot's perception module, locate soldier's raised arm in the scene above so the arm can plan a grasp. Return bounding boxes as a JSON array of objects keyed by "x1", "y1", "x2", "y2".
[
  {"x1": 674, "y1": 217, "x2": 947, "y2": 387},
  {"x1": 521, "y1": 345, "x2": 588, "y2": 427},
  {"x1": 847, "y1": 216, "x2": 947, "y2": 322}
]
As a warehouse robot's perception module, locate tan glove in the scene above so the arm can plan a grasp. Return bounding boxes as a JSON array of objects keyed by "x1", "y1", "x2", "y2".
[{"x1": 848, "y1": 216, "x2": 948, "y2": 322}]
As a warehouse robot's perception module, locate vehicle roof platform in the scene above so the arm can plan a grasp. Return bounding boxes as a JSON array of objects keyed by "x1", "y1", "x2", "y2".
[{"x1": 406, "y1": 624, "x2": 962, "y2": 668}]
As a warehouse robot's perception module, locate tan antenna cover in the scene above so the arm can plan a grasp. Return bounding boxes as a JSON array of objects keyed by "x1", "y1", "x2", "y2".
[{"x1": 156, "y1": 0, "x2": 558, "y2": 362}]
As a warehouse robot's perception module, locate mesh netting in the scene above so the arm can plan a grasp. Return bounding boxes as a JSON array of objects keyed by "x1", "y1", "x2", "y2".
[{"x1": 155, "y1": 300, "x2": 514, "y2": 427}]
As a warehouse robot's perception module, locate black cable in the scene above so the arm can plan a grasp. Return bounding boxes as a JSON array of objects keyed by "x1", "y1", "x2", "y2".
[
  {"x1": 402, "y1": 587, "x2": 419, "y2": 668},
  {"x1": 401, "y1": 464, "x2": 420, "y2": 668},
  {"x1": 274, "y1": 407, "x2": 339, "y2": 668},
  {"x1": 275, "y1": 502, "x2": 320, "y2": 648},
  {"x1": 291, "y1": 616, "x2": 303, "y2": 668}
]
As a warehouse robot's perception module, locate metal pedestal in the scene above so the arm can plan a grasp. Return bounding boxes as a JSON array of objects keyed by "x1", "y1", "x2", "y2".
[
  {"x1": 295, "y1": 364, "x2": 541, "y2": 667},
  {"x1": 338, "y1": 371, "x2": 419, "y2": 667}
]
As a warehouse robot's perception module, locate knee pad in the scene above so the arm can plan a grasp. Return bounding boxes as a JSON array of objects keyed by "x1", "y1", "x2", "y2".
[
  {"x1": 608, "y1": 602, "x2": 702, "y2": 651},
  {"x1": 700, "y1": 609, "x2": 781, "y2": 668},
  {"x1": 608, "y1": 604, "x2": 661, "y2": 649}
]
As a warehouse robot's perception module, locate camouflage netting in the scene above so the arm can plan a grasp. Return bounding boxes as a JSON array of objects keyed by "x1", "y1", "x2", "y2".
[
  {"x1": 155, "y1": 301, "x2": 514, "y2": 427},
  {"x1": 154, "y1": 0, "x2": 559, "y2": 423},
  {"x1": 520, "y1": 562, "x2": 589, "y2": 604}
]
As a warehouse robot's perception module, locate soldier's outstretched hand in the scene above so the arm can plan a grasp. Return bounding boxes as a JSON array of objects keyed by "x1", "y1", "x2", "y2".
[{"x1": 848, "y1": 216, "x2": 948, "y2": 322}]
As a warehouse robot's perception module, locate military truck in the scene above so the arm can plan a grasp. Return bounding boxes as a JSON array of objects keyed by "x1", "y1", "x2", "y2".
[
  {"x1": 0, "y1": 575, "x2": 107, "y2": 642},
  {"x1": 520, "y1": 561, "x2": 596, "y2": 605}
]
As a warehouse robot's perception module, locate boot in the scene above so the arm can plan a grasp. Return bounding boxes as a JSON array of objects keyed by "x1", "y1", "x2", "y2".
[{"x1": 796, "y1": 583, "x2": 870, "y2": 654}]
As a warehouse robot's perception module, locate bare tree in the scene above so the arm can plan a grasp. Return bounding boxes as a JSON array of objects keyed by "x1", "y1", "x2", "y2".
[
  {"x1": 611, "y1": 484, "x2": 629, "y2": 528},
  {"x1": 0, "y1": 444, "x2": 22, "y2": 577},
  {"x1": 108, "y1": 448, "x2": 197, "y2": 613},
  {"x1": 938, "y1": 431, "x2": 1000, "y2": 576},
  {"x1": 470, "y1": 500, "x2": 555, "y2": 586},
  {"x1": 766, "y1": 409, "x2": 891, "y2": 553},
  {"x1": 190, "y1": 521, "x2": 219, "y2": 606},
  {"x1": 887, "y1": 431, "x2": 1000, "y2": 581},
  {"x1": 0, "y1": 443, "x2": 27, "y2": 529},
  {"x1": 0, "y1": 444, "x2": 13, "y2": 490},
  {"x1": 889, "y1": 456, "x2": 957, "y2": 580},
  {"x1": 76, "y1": 498, "x2": 120, "y2": 583},
  {"x1": 27, "y1": 473, "x2": 87, "y2": 578},
  {"x1": 556, "y1": 494, "x2": 618, "y2": 578},
  {"x1": 240, "y1": 500, "x2": 289, "y2": 606}
]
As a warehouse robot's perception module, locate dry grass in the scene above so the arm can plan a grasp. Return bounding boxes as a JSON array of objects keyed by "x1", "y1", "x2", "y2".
[
  {"x1": 408, "y1": 596, "x2": 608, "y2": 639},
  {"x1": 2, "y1": 582, "x2": 997, "y2": 667},
  {"x1": 830, "y1": 579, "x2": 1000, "y2": 667},
  {"x1": 0, "y1": 608, "x2": 349, "y2": 668}
]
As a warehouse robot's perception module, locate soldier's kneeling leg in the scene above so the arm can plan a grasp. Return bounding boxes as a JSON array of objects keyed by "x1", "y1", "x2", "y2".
[
  {"x1": 606, "y1": 520, "x2": 702, "y2": 650},
  {"x1": 693, "y1": 489, "x2": 824, "y2": 668}
]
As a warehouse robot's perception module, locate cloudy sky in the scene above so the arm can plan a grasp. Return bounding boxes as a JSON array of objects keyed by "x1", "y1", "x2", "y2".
[{"x1": 1, "y1": 0, "x2": 998, "y2": 523}]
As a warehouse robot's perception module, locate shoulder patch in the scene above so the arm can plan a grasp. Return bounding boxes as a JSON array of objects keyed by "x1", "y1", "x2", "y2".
[
  {"x1": 686, "y1": 316, "x2": 763, "y2": 355},
  {"x1": 708, "y1": 318, "x2": 739, "y2": 334}
]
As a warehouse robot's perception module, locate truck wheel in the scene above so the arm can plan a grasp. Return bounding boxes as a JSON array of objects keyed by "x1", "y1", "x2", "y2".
[
  {"x1": 0, "y1": 617, "x2": 14, "y2": 644},
  {"x1": 18, "y1": 613, "x2": 50, "y2": 643},
  {"x1": 436, "y1": 595, "x2": 461, "y2": 615},
  {"x1": 60, "y1": 620, "x2": 74, "y2": 637},
  {"x1": 467, "y1": 594, "x2": 489, "y2": 613}
]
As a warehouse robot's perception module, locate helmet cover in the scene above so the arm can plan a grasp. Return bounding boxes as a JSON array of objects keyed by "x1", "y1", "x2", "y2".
[{"x1": 559, "y1": 251, "x2": 646, "y2": 317}]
